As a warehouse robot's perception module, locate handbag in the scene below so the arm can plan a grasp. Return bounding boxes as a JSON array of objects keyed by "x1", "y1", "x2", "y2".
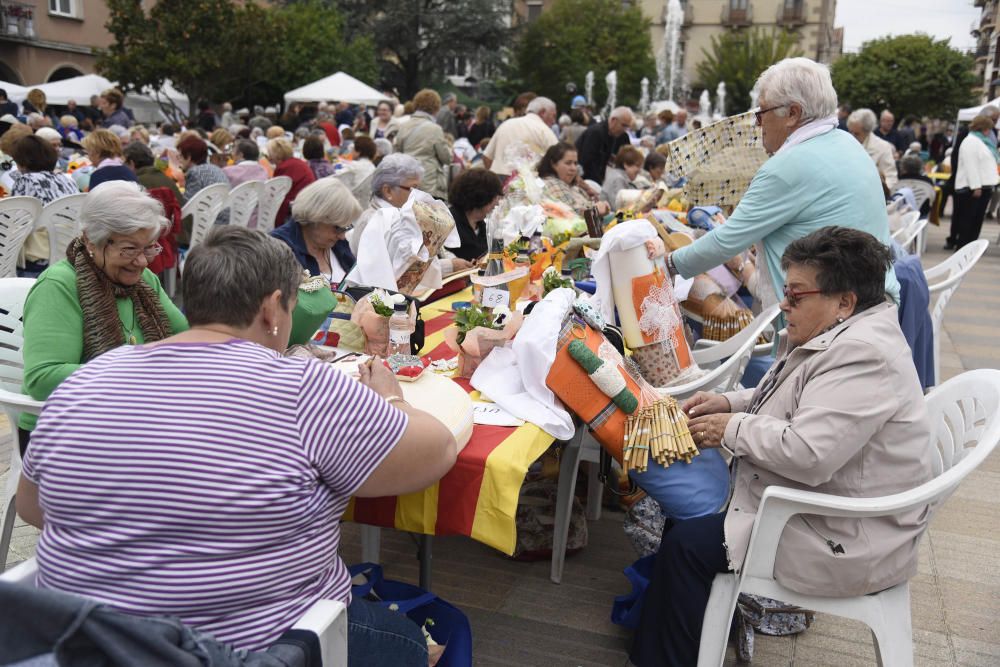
[
  {"x1": 289, "y1": 275, "x2": 338, "y2": 346},
  {"x1": 349, "y1": 563, "x2": 472, "y2": 667}
]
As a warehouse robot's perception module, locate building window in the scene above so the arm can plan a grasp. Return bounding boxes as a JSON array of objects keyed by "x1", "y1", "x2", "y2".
[
  {"x1": 730, "y1": 0, "x2": 748, "y2": 9},
  {"x1": 527, "y1": 2, "x2": 543, "y2": 22},
  {"x1": 784, "y1": 0, "x2": 803, "y2": 11},
  {"x1": 48, "y1": 0, "x2": 76, "y2": 18}
]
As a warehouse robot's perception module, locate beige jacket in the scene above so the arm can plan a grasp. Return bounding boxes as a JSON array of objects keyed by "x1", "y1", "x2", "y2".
[
  {"x1": 863, "y1": 133, "x2": 899, "y2": 190},
  {"x1": 721, "y1": 303, "x2": 934, "y2": 597},
  {"x1": 394, "y1": 111, "x2": 451, "y2": 199}
]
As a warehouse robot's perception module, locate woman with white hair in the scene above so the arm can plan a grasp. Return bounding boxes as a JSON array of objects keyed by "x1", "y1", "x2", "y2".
[
  {"x1": 665, "y1": 57, "x2": 900, "y2": 308},
  {"x1": 271, "y1": 178, "x2": 362, "y2": 283},
  {"x1": 18, "y1": 181, "x2": 188, "y2": 454},
  {"x1": 846, "y1": 108, "x2": 899, "y2": 189}
]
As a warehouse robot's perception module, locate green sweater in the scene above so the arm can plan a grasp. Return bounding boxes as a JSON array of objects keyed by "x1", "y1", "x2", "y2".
[{"x1": 19, "y1": 260, "x2": 189, "y2": 430}]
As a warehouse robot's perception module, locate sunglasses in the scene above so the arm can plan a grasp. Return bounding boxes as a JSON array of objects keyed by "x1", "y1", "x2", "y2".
[{"x1": 782, "y1": 286, "x2": 823, "y2": 308}]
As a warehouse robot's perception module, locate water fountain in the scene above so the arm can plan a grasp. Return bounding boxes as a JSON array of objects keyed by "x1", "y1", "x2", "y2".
[
  {"x1": 603, "y1": 70, "x2": 617, "y2": 120},
  {"x1": 654, "y1": 0, "x2": 684, "y2": 106},
  {"x1": 714, "y1": 81, "x2": 726, "y2": 120},
  {"x1": 694, "y1": 88, "x2": 712, "y2": 126},
  {"x1": 749, "y1": 80, "x2": 761, "y2": 110},
  {"x1": 585, "y1": 71, "x2": 594, "y2": 107},
  {"x1": 640, "y1": 77, "x2": 650, "y2": 115}
]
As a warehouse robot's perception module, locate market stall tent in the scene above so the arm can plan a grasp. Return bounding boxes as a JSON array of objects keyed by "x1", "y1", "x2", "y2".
[
  {"x1": 957, "y1": 97, "x2": 1000, "y2": 122},
  {"x1": 284, "y1": 72, "x2": 392, "y2": 106},
  {"x1": 0, "y1": 81, "x2": 29, "y2": 108}
]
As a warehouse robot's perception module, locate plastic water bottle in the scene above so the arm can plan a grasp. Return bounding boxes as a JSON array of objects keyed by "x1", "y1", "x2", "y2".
[{"x1": 388, "y1": 302, "x2": 410, "y2": 356}]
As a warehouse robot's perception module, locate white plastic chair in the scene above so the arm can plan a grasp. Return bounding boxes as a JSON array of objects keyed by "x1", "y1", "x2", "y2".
[
  {"x1": 36, "y1": 193, "x2": 86, "y2": 266},
  {"x1": 697, "y1": 368, "x2": 1000, "y2": 667},
  {"x1": 256, "y1": 176, "x2": 293, "y2": 234},
  {"x1": 0, "y1": 197, "x2": 42, "y2": 279},
  {"x1": 225, "y1": 180, "x2": 262, "y2": 229},
  {"x1": 923, "y1": 239, "x2": 989, "y2": 385},
  {"x1": 0, "y1": 558, "x2": 348, "y2": 666},
  {"x1": 893, "y1": 217, "x2": 928, "y2": 256},
  {"x1": 549, "y1": 305, "x2": 782, "y2": 583},
  {"x1": 0, "y1": 278, "x2": 42, "y2": 571},
  {"x1": 181, "y1": 183, "x2": 230, "y2": 251},
  {"x1": 890, "y1": 209, "x2": 920, "y2": 240}
]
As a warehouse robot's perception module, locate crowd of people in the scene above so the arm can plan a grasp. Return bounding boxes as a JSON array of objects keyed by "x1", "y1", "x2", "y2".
[{"x1": 0, "y1": 55, "x2": 981, "y2": 665}]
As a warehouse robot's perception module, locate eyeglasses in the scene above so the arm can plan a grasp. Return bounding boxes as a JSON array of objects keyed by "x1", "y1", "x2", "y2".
[
  {"x1": 108, "y1": 240, "x2": 163, "y2": 261},
  {"x1": 394, "y1": 185, "x2": 414, "y2": 193},
  {"x1": 754, "y1": 105, "x2": 786, "y2": 125},
  {"x1": 782, "y1": 286, "x2": 824, "y2": 308},
  {"x1": 335, "y1": 223, "x2": 354, "y2": 233}
]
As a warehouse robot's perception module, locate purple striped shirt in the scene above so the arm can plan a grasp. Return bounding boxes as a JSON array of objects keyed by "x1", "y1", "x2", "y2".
[{"x1": 22, "y1": 339, "x2": 407, "y2": 650}]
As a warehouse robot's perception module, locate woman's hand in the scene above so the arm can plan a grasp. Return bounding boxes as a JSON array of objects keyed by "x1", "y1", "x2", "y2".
[
  {"x1": 451, "y1": 258, "x2": 474, "y2": 271},
  {"x1": 687, "y1": 413, "x2": 735, "y2": 449},
  {"x1": 973, "y1": 188, "x2": 983, "y2": 199},
  {"x1": 682, "y1": 391, "x2": 731, "y2": 418},
  {"x1": 359, "y1": 356, "x2": 403, "y2": 400},
  {"x1": 595, "y1": 201, "x2": 611, "y2": 216}
]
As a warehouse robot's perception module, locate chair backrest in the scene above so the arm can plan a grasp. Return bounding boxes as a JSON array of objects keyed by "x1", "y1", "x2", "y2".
[
  {"x1": 256, "y1": 176, "x2": 293, "y2": 234},
  {"x1": 0, "y1": 197, "x2": 43, "y2": 279},
  {"x1": 665, "y1": 304, "x2": 782, "y2": 399},
  {"x1": 181, "y1": 183, "x2": 230, "y2": 250},
  {"x1": 37, "y1": 193, "x2": 87, "y2": 266},
  {"x1": 890, "y1": 210, "x2": 920, "y2": 240},
  {"x1": 925, "y1": 239, "x2": 989, "y2": 337},
  {"x1": 895, "y1": 217, "x2": 927, "y2": 252},
  {"x1": 0, "y1": 277, "x2": 37, "y2": 394},
  {"x1": 225, "y1": 180, "x2": 262, "y2": 229},
  {"x1": 924, "y1": 369, "x2": 1000, "y2": 482}
]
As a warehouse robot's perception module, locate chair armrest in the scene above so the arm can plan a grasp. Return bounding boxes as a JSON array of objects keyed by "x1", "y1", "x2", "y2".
[
  {"x1": 292, "y1": 599, "x2": 348, "y2": 667},
  {"x1": 0, "y1": 389, "x2": 43, "y2": 416},
  {"x1": 0, "y1": 557, "x2": 38, "y2": 584}
]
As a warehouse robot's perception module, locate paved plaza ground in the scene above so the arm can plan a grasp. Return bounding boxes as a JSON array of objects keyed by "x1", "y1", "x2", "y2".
[{"x1": 2, "y1": 220, "x2": 998, "y2": 666}]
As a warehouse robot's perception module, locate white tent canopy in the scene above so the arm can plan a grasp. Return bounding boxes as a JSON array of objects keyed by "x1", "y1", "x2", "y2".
[
  {"x1": 958, "y1": 97, "x2": 1000, "y2": 122},
  {"x1": 284, "y1": 72, "x2": 391, "y2": 106},
  {"x1": 0, "y1": 81, "x2": 29, "y2": 107}
]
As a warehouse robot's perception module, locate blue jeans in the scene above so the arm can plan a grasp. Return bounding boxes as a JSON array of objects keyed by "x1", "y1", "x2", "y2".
[{"x1": 347, "y1": 597, "x2": 428, "y2": 667}]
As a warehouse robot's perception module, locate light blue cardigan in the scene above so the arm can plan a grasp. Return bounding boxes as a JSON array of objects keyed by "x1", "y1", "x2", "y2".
[{"x1": 672, "y1": 129, "x2": 900, "y2": 304}]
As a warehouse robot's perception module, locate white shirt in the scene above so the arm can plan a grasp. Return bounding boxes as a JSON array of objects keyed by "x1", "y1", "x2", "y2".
[{"x1": 956, "y1": 133, "x2": 1000, "y2": 191}]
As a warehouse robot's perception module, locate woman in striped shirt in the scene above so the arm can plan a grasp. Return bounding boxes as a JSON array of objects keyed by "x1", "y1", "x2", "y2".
[{"x1": 18, "y1": 226, "x2": 457, "y2": 665}]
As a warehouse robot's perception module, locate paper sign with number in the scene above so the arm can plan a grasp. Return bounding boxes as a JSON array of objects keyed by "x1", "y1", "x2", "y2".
[{"x1": 481, "y1": 287, "x2": 510, "y2": 309}]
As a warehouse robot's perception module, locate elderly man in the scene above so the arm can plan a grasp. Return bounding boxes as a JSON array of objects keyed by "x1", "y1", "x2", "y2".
[
  {"x1": 575, "y1": 106, "x2": 634, "y2": 184},
  {"x1": 436, "y1": 92, "x2": 459, "y2": 138},
  {"x1": 874, "y1": 109, "x2": 905, "y2": 154},
  {"x1": 666, "y1": 57, "x2": 899, "y2": 307},
  {"x1": 482, "y1": 96, "x2": 558, "y2": 179},
  {"x1": 848, "y1": 108, "x2": 899, "y2": 190},
  {"x1": 657, "y1": 109, "x2": 687, "y2": 144}
]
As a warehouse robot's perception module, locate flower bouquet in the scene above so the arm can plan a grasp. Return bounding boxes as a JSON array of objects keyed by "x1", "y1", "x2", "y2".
[
  {"x1": 350, "y1": 289, "x2": 414, "y2": 357},
  {"x1": 444, "y1": 304, "x2": 523, "y2": 378}
]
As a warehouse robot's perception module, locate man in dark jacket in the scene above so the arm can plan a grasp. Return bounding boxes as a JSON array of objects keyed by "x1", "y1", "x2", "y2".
[
  {"x1": 575, "y1": 106, "x2": 634, "y2": 184},
  {"x1": 0, "y1": 89, "x2": 18, "y2": 118}
]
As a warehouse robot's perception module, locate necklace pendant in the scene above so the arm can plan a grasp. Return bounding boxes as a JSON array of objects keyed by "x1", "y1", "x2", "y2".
[{"x1": 129, "y1": 335, "x2": 137, "y2": 345}]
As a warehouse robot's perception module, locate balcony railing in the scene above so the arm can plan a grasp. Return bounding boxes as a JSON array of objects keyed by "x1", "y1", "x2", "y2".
[
  {"x1": 721, "y1": 4, "x2": 753, "y2": 27},
  {"x1": 777, "y1": 5, "x2": 807, "y2": 26},
  {"x1": 1, "y1": 0, "x2": 37, "y2": 40},
  {"x1": 683, "y1": 2, "x2": 694, "y2": 26}
]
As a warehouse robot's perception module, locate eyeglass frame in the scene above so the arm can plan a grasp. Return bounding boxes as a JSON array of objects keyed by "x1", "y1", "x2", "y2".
[
  {"x1": 781, "y1": 285, "x2": 824, "y2": 308},
  {"x1": 754, "y1": 104, "x2": 787, "y2": 126},
  {"x1": 106, "y1": 239, "x2": 164, "y2": 261}
]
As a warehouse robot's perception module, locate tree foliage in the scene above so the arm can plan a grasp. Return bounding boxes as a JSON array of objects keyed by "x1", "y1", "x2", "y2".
[
  {"x1": 335, "y1": 0, "x2": 512, "y2": 98},
  {"x1": 96, "y1": 0, "x2": 377, "y2": 118},
  {"x1": 831, "y1": 34, "x2": 977, "y2": 119},
  {"x1": 514, "y1": 0, "x2": 654, "y2": 111},
  {"x1": 695, "y1": 28, "x2": 803, "y2": 113}
]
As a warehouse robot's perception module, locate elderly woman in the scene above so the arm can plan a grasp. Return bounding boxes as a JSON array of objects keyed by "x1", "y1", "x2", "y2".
[
  {"x1": 9, "y1": 134, "x2": 79, "y2": 276},
  {"x1": 631, "y1": 226, "x2": 934, "y2": 666},
  {"x1": 84, "y1": 129, "x2": 137, "y2": 190},
  {"x1": 272, "y1": 178, "x2": 361, "y2": 283},
  {"x1": 268, "y1": 136, "x2": 316, "y2": 227},
  {"x1": 123, "y1": 140, "x2": 183, "y2": 204},
  {"x1": 952, "y1": 114, "x2": 1000, "y2": 249},
  {"x1": 17, "y1": 225, "x2": 455, "y2": 665},
  {"x1": 537, "y1": 142, "x2": 610, "y2": 216},
  {"x1": 666, "y1": 58, "x2": 900, "y2": 309},
  {"x1": 177, "y1": 134, "x2": 230, "y2": 225},
  {"x1": 368, "y1": 100, "x2": 398, "y2": 140},
  {"x1": 17, "y1": 181, "x2": 187, "y2": 453},
  {"x1": 847, "y1": 108, "x2": 899, "y2": 190},
  {"x1": 445, "y1": 167, "x2": 504, "y2": 262},
  {"x1": 303, "y1": 134, "x2": 335, "y2": 180},
  {"x1": 394, "y1": 89, "x2": 451, "y2": 199},
  {"x1": 57, "y1": 114, "x2": 83, "y2": 142},
  {"x1": 98, "y1": 87, "x2": 132, "y2": 129},
  {"x1": 600, "y1": 144, "x2": 644, "y2": 208}
]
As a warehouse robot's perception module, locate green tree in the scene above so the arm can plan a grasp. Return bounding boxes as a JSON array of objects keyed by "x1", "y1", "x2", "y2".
[
  {"x1": 515, "y1": 0, "x2": 654, "y2": 110},
  {"x1": 695, "y1": 28, "x2": 802, "y2": 113},
  {"x1": 831, "y1": 34, "x2": 977, "y2": 119},
  {"x1": 96, "y1": 0, "x2": 377, "y2": 118},
  {"x1": 335, "y1": 0, "x2": 511, "y2": 98}
]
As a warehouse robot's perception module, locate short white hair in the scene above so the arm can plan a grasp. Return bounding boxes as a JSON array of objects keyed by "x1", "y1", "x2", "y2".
[
  {"x1": 82, "y1": 181, "x2": 167, "y2": 246},
  {"x1": 756, "y1": 57, "x2": 838, "y2": 122},
  {"x1": 371, "y1": 153, "x2": 424, "y2": 196},
  {"x1": 526, "y1": 96, "x2": 556, "y2": 115},
  {"x1": 609, "y1": 106, "x2": 634, "y2": 122},
  {"x1": 847, "y1": 108, "x2": 877, "y2": 134},
  {"x1": 291, "y1": 178, "x2": 362, "y2": 228}
]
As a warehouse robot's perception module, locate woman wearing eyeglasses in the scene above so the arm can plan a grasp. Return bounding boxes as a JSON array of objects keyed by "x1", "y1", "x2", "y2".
[
  {"x1": 630, "y1": 227, "x2": 934, "y2": 667},
  {"x1": 271, "y1": 178, "x2": 361, "y2": 284},
  {"x1": 18, "y1": 181, "x2": 188, "y2": 454},
  {"x1": 664, "y1": 57, "x2": 900, "y2": 311}
]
